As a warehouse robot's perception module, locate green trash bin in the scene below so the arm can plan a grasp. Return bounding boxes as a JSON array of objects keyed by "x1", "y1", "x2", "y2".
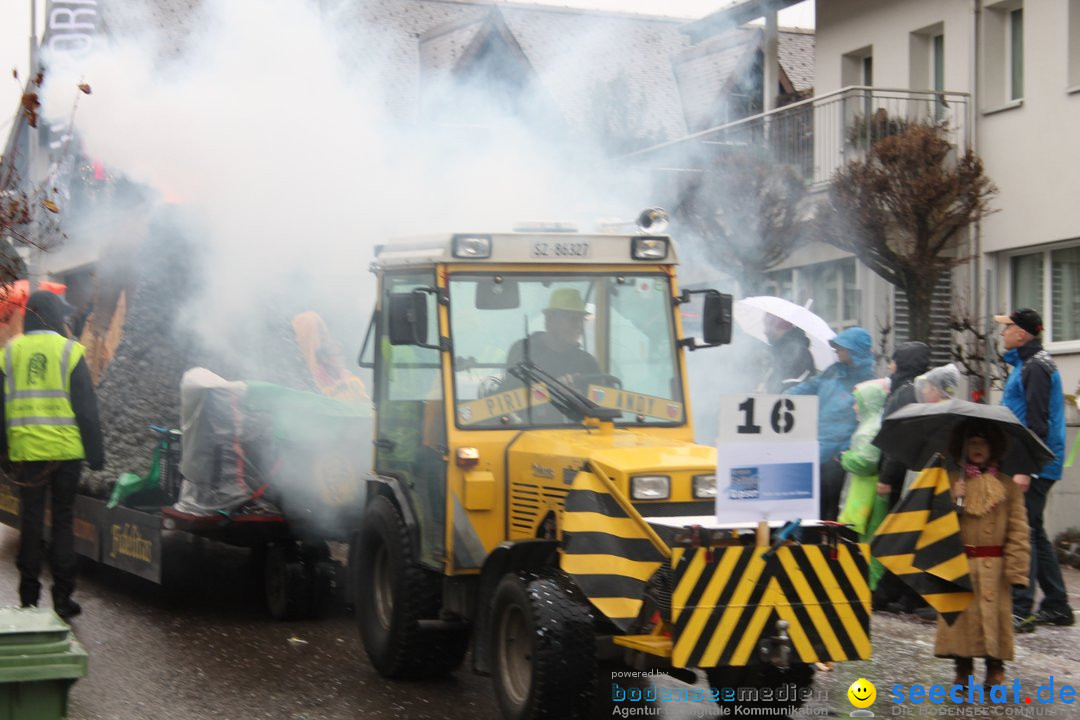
[{"x1": 0, "y1": 608, "x2": 88, "y2": 720}]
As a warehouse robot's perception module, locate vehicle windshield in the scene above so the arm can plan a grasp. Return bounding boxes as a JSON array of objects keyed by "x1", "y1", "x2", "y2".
[{"x1": 448, "y1": 273, "x2": 685, "y2": 428}]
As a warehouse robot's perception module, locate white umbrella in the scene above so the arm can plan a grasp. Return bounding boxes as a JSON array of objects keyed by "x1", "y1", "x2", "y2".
[{"x1": 734, "y1": 296, "x2": 838, "y2": 371}]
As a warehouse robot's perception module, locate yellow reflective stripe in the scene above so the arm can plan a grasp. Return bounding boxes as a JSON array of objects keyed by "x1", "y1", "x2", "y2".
[
  {"x1": 883, "y1": 510, "x2": 931, "y2": 533},
  {"x1": 727, "y1": 599, "x2": 774, "y2": 665},
  {"x1": 804, "y1": 547, "x2": 871, "y2": 657},
  {"x1": 670, "y1": 547, "x2": 705, "y2": 623},
  {"x1": 560, "y1": 554, "x2": 660, "y2": 581},
  {"x1": 775, "y1": 549, "x2": 847, "y2": 660},
  {"x1": 698, "y1": 551, "x2": 767, "y2": 667},
  {"x1": 588, "y1": 597, "x2": 643, "y2": 620},
  {"x1": 9, "y1": 390, "x2": 68, "y2": 399},
  {"x1": 563, "y1": 512, "x2": 650, "y2": 538}
]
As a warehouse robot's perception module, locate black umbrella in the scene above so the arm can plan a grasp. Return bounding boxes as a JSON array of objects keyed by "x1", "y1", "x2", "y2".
[{"x1": 872, "y1": 399, "x2": 1055, "y2": 475}]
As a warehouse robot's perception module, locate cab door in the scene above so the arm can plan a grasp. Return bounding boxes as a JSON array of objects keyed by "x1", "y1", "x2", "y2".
[{"x1": 369, "y1": 270, "x2": 447, "y2": 569}]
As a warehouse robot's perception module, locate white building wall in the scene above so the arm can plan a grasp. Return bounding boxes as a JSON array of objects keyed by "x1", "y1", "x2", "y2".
[{"x1": 816, "y1": 0, "x2": 1080, "y2": 537}]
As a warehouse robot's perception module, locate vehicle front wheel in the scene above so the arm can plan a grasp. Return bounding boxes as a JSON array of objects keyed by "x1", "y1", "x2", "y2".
[
  {"x1": 491, "y1": 570, "x2": 595, "y2": 720},
  {"x1": 353, "y1": 494, "x2": 467, "y2": 678}
]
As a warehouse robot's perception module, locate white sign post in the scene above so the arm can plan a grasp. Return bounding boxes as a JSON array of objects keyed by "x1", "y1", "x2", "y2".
[{"x1": 715, "y1": 394, "x2": 819, "y2": 524}]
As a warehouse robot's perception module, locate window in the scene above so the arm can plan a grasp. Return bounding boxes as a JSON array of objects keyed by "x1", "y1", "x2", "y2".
[
  {"x1": 842, "y1": 46, "x2": 873, "y2": 87},
  {"x1": 1008, "y1": 242, "x2": 1080, "y2": 344},
  {"x1": 983, "y1": 1, "x2": 1024, "y2": 109},
  {"x1": 764, "y1": 258, "x2": 859, "y2": 331},
  {"x1": 1069, "y1": 0, "x2": 1080, "y2": 89},
  {"x1": 1009, "y1": 8, "x2": 1024, "y2": 100}
]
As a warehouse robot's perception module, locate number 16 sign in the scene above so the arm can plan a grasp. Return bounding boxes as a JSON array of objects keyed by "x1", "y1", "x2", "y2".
[{"x1": 714, "y1": 395, "x2": 819, "y2": 524}]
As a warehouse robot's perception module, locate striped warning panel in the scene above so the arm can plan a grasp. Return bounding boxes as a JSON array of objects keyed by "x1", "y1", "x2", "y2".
[
  {"x1": 871, "y1": 459, "x2": 973, "y2": 624},
  {"x1": 669, "y1": 544, "x2": 871, "y2": 668},
  {"x1": 561, "y1": 472, "x2": 667, "y2": 631}
]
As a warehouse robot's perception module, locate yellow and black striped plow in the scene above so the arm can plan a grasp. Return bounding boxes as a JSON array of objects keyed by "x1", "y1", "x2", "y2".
[
  {"x1": 560, "y1": 471, "x2": 667, "y2": 632},
  {"x1": 871, "y1": 458, "x2": 973, "y2": 624},
  {"x1": 669, "y1": 543, "x2": 871, "y2": 668}
]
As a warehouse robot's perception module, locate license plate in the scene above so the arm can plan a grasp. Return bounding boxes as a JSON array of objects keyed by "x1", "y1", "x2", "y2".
[{"x1": 530, "y1": 240, "x2": 591, "y2": 259}]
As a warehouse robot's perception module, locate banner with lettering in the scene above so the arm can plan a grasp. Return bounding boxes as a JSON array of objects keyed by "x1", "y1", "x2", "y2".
[{"x1": 103, "y1": 504, "x2": 162, "y2": 583}]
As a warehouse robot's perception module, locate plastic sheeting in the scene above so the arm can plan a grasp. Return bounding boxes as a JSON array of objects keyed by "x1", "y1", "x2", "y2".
[{"x1": 174, "y1": 368, "x2": 374, "y2": 538}]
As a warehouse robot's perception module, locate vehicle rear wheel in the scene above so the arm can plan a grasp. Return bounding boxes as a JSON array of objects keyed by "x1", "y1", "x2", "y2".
[
  {"x1": 705, "y1": 662, "x2": 814, "y2": 716},
  {"x1": 353, "y1": 494, "x2": 467, "y2": 678},
  {"x1": 491, "y1": 570, "x2": 595, "y2": 720},
  {"x1": 264, "y1": 542, "x2": 307, "y2": 621}
]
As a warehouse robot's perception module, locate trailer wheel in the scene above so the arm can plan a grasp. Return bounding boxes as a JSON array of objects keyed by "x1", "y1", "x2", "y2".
[
  {"x1": 354, "y1": 495, "x2": 467, "y2": 678},
  {"x1": 491, "y1": 570, "x2": 595, "y2": 720},
  {"x1": 264, "y1": 542, "x2": 307, "y2": 621},
  {"x1": 705, "y1": 662, "x2": 814, "y2": 714}
]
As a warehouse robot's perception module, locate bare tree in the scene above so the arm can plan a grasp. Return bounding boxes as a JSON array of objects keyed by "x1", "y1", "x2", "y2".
[
  {"x1": 817, "y1": 122, "x2": 997, "y2": 343},
  {"x1": 673, "y1": 148, "x2": 808, "y2": 294}
]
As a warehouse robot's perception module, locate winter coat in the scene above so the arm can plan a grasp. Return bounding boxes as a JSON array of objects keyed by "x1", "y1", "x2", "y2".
[
  {"x1": 786, "y1": 327, "x2": 875, "y2": 463},
  {"x1": 879, "y1": 342, "x2": 932, "y2": 492},
  {"x1": 934, "y1": 470, "x2": 1030, "y2": 661},
  {"x1": 1002, "y1": 340, "x2": 1066, "y2": 480},
  {"x1": 838, "y1": 380, "x2": 889, "y2": 534},
  {"x1": 762, "y1": 327, "x2": 816, "y2": 394},
  {"x1": 0, "y1": 291, "x2": 104, "y2": 470}
]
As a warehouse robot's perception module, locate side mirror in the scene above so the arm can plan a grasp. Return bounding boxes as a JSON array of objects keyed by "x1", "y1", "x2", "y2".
[
  {"x1": 702, "y1": 291, "x2": 732, "y2": 345},
  {"x1": 388, "y1": 291, "x2": 429, "y2": 346}
]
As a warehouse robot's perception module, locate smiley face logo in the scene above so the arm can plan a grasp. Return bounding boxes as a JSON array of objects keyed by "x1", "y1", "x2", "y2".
[{"x1": 847, "y1": 678, "x2": 876, "y2": 708}]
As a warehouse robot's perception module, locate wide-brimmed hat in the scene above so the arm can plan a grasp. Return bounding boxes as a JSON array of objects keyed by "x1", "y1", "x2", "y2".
[{"x1": 544, "y1": 288, "x2": 588, "y2": 314}]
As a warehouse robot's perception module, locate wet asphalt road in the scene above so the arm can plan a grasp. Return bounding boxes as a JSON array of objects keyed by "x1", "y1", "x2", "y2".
[{"x1": 3, "y1": 525, "x2": 1080, "y2": 719}]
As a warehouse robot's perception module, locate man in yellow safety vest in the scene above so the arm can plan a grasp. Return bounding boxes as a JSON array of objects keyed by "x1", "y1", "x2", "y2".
[{"x1": 1, "y1": 290, "x2": 104, "y2": 620}]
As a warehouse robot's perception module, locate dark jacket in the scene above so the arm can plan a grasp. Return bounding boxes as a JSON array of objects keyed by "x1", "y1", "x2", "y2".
[
  {"x1": 878, "y1": 341, "x2": 931, "y2": 491},
  {"x1": 1002, "y1": 339, "x2": 1065, "y2": 480},
  {"x1": 763, "y1": 327, "x2": 816, "y2": 394},
  {"x1": 0, "y1": 291, "x2": 105, "y2": 470},
  {"x1": 786, "y1": 327, "x2": 875, "y2": 462}
]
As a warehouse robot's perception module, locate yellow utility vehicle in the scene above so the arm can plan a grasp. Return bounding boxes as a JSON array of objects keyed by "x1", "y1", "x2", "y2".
[{"x1": 351, "y1": 215, "x2": 870, "y2": 719}]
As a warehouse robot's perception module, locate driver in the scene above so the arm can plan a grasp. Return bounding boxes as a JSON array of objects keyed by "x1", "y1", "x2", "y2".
[{"x1": 504, "y1": 288, "x2": 600, "y2": 390}]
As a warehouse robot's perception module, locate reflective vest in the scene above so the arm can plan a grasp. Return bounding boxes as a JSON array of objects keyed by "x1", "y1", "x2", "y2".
[{"x1": 3, "y1": 332, "x2": 86, "y2": 461}]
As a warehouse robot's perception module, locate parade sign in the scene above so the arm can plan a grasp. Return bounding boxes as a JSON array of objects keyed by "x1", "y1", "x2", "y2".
[{"x1": 715, "y1": 395, "x2": 819, "y2": 523}]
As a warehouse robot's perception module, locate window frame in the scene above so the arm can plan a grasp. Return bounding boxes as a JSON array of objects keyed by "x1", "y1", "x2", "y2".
[
  {"x1": 763, "y1": 257, "x2": 860, "y2": 332},
  {"x1": 1003, "y1": 239, "x2": 1080, "y2": 352}
]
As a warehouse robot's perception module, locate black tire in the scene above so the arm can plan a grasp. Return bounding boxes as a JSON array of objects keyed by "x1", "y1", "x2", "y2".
[
  {"x1": 353, "y1": 494, "x2": 467, "y2": 678},
  {"x1": 705, "y1": 663, "x2": 814, "y2": 716},
  {"x1": 264, "y1": 542, "x2": 307, "y2": 621},
  {"x1": 491, "y1": 570, "x2": 596, "y2": 720}
]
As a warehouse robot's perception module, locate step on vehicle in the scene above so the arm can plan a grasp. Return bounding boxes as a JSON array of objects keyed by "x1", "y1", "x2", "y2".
[{"x1": 351, "y1": 210, "x2": 871, "y2": 719}]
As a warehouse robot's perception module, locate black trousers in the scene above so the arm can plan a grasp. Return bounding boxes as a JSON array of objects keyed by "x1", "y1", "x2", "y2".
[
  {"x1": 16, "y1": 460, "x2": 81, "y2": 607},
  {"x1": 819, "y1": 457, "x2": 845, "y2": 522}
]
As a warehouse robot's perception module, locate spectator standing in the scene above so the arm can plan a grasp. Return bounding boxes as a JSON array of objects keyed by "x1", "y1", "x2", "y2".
[
  {"x1": 760, "y1": 314, "x2": 816, "y2": 394},
  {"x1": 995, "y1": 309, "x2": 1072, "y2": 632},
  {"x1": 935, "y1": 419, "x2": 1029, "y2": 690},
  {"x1": 915, "y1": 363, "x2": 961, "y2": 404},
  {"x1": 873, "y1": 341, "x2": 931, "y2": 615},
  {"x1": 838, "y1": 379, "x2": 889, "y2": 534},
  {"x1": 0, "y1": 291, "x2": 105, "y2": 620},
  {"x1": 786, "y1": 327, "x2": 875, "y2": 521}
]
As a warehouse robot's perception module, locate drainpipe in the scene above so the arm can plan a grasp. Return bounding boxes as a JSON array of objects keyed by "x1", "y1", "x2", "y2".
[
  {"x1": 764, "y1": 10, "x2": 779, "y2": 112},
  {"x1": 27, "y1": 0, "x2": 41, "y2": 292},
  {"x1": 970, "y1": 0, "x2": 989, "y2": 401}
]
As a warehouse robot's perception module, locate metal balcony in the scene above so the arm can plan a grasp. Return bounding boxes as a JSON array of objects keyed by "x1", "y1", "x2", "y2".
[{"x1": 628, "y1": 86, "x2": 971, "y2": 189}]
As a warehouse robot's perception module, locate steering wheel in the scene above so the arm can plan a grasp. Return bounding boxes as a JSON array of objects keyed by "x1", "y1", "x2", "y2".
[{"x1": 478, "y1": 376, "x2": 503, "y2": 398}]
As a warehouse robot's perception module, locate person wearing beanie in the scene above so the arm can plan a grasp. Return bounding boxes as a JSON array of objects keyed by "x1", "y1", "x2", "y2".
[
  {"x1": 995, "y1": 308, "x2": 1072, "y2": 632},
  {"x1": 0, "y1": 290, "x2": 105, "y2": 620},
  {"x1": 915, "y1": 363, "x2": 961, "y2": 403}
]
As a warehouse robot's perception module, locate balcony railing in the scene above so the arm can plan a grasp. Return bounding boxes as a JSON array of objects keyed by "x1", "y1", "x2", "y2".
[{"x1": 628, "y1": 86, "x2": 971, "y2": 189}]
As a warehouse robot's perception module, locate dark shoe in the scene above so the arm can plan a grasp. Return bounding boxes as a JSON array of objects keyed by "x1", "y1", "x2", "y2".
[
  {"x1": 19, "y1": 603, "x2": 37, "y2": 610},
  {"x1": 1013, "y1": 614, "x2": 1036, "y2": 633},
  {"x1": 54, "y1": 599, "x2": 81, "y2": 621},
  {"x1": 1035, "y1": 607, "x2": 1075, "y2": 626}
]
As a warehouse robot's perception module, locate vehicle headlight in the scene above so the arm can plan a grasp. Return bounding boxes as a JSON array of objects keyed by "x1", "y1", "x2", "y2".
[
  {"x1": 631, "y1": 475, "x2": 670, "y2": 500},
  {"x1": 631, "y1": 236, "x2": 669, "y2": 260},
  {"x1": 452, "y1": 234, "x2": 492, "y2": 258},
  {"x1": 692, "y1": 474, "x2": 717, "y2": 499}
]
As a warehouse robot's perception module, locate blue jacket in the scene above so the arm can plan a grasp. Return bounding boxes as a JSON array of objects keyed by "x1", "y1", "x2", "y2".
[
  {"x1": 1002, "y1": 340, "x2": 1066, "y2": 480},
  {"x1": 786, "y1": 327, "x2": 876, "y2": 463}
]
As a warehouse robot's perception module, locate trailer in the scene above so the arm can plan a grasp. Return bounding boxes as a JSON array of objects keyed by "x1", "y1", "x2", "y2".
[{"x1": 0, "y1": 372, "x2": 373, "y2": 621}]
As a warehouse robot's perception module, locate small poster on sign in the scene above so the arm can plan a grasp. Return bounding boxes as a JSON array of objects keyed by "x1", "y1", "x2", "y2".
[{"x1": 715, "y1": 395, "x2": 819, "y2": 524}]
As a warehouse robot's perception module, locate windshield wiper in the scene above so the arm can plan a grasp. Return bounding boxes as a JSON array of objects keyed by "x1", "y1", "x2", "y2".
[{"x1": 507, "y1": 362, "x2": 621, "y2": 423}]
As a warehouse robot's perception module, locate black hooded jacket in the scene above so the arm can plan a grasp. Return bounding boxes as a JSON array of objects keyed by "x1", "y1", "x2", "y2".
[
  {"x1": 763, "y1": 327, "x2": 816, "y2": 394},
  {"x1": 878, "y1": 341, "x2": 931, "y2": 491},
  {"x1": 0, "y1": 291, "x2": 104, "y2": 469}
]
